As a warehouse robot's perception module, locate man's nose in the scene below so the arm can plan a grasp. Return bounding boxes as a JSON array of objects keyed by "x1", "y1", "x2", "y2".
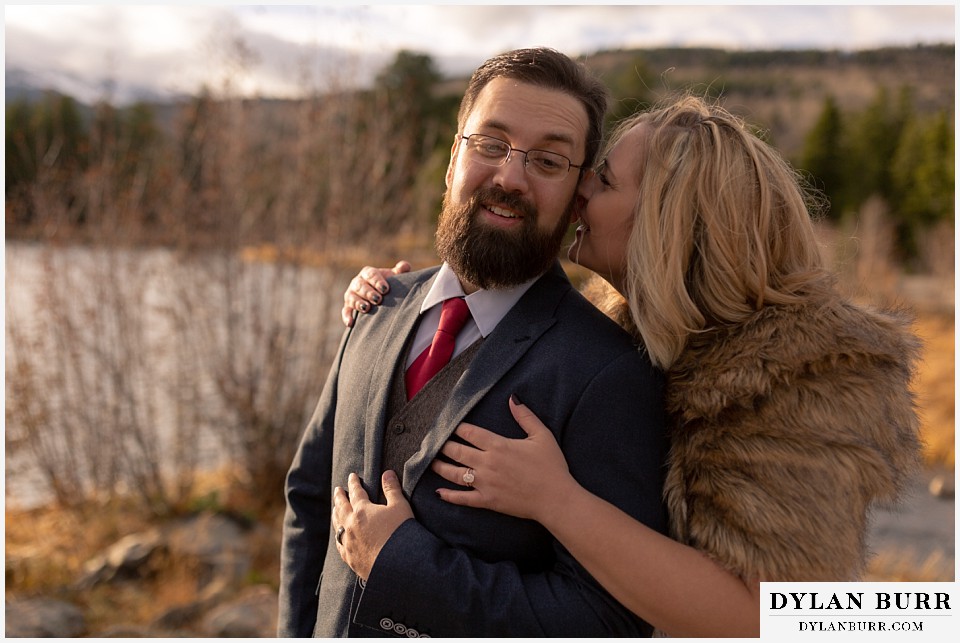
[{"x1": 492, "y1": 153, "x2": 530, "y2": 192}]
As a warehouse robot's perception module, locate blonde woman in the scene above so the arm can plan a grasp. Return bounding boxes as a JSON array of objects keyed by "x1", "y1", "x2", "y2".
[{"x1": 336, "y1": 95, "x2": 921, "y2": 637}]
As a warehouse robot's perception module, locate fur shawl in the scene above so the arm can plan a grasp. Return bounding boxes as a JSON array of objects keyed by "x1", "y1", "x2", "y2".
[{"x1": 662, "y1": 295, "x2": 922, "y2": 582}]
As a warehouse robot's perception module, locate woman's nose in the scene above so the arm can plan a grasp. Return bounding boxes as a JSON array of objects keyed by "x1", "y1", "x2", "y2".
[{"x1": 577, "y1": 169, "x2": 597, "y2": 198}]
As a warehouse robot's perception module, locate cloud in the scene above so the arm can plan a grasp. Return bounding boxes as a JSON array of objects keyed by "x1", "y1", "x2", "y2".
[
  {"x1": 6, "y1": 5, "x2": 232, "y2": 101},
  {"x1": 4, "y1": 4, "x2": 954, "y2": 104}
]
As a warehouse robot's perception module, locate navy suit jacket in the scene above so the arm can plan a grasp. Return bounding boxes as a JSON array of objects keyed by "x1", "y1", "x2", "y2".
[{"x1": 279, "y1": 262, "x2": 668, "y2": 637}]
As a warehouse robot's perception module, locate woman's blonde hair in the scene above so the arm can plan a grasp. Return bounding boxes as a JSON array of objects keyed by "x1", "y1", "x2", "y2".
[{"x1": 593, "y1": 94, "x2": 833, "y2": 369}]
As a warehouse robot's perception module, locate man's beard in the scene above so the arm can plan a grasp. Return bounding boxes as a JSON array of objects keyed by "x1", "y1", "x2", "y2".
[{"x1": 435, "y1": 186, "x2": 573, "y2": 290}]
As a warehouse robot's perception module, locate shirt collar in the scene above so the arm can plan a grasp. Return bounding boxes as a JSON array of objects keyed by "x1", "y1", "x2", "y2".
[{"x1": 420, "y1": 263, "x2": 539, "y2": 337}]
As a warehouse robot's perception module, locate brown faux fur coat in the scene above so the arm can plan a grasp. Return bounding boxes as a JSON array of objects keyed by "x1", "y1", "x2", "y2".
[{"x1": 662, "y1": 294, "x2": 922, "y2": 582}]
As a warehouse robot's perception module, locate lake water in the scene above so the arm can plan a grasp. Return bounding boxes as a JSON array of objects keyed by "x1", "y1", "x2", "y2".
[{"x1": 5, "y1": 242, "x2": 351, "y2": 508}]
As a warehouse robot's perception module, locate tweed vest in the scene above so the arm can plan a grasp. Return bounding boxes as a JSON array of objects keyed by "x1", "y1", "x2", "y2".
[{"x1": 381, "y1": 337, "x2": 485, "y2": 481}]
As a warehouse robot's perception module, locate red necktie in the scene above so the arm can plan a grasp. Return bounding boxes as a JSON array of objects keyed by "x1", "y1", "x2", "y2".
[{"x1": 405, "y1": 297, "x2": 471, "y2": 399}]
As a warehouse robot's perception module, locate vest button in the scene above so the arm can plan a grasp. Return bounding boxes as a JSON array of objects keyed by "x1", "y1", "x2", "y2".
[{"x1": 393, "y1": 422, "x2": 405, "y2": 434}]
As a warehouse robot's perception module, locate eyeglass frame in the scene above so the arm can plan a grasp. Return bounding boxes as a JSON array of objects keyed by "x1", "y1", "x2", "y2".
[{"x1": 458, "y1": 134, "x2": 585, "y2": 180}]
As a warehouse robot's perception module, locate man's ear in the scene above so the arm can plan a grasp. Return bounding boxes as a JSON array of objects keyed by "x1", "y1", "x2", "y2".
[
  {"x1": 569, "y1": 194, "x2": 587, "y2": 226},
  {"x1": 445, "y1": 135, "x2": 460, "y2": 188}
]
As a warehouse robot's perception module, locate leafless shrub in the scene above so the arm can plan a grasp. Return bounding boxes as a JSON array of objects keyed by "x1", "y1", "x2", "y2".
[
  {"x1": 825, "y1": 195, "x2": 901, "y2": 305},
  {"x1": 6, "y1": 44, "x2": 442, "y2": 514},
  {"x1": 7, "y1": 243, "x2": 180, "y2": 510},
  {"x1": 915, "y1": 219, "x2": 955, "y2": 281}
]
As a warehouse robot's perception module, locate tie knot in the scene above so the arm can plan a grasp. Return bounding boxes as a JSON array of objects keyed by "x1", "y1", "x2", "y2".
[{"x1": 437, "y1": 297, "x2": 470, "y2": 336}]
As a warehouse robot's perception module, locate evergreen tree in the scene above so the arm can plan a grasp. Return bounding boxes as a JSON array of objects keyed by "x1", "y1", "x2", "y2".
[
  {"x1": 799, "y1": 95, "x2": 847, "y2": 219},
  {"x1": 47, "y1": 93, "x2": 89, "y2": 173},
  {"x1": 121, "y1": 102, "x2": 162, "y2": 180},
  {"x1": 6, "y1": 93, "x2": 91, "y2": 229},
  {"x1": 891, "y1": 109, "x2": 955, "y2": 258},
  {"x1": 374, "y1": 50, "x2": 443, "y2": 153},
  {"x1": 845, "y1": 86, "x2": 912, "y2": 206},
  {"x1": 354, "y1": 51, "x2": 447, "y2": 234},
  {"x1": 605, "y1": 54, "x2": 656, "y2": 126},
  {"x1": 179, "y1": 88, "x2": 216, "y2": 194},
  {"x1": 5, "y1": 99, "x2": 40, "y2": 190},
  {"x1": 90, "y1": 100, "x2": 121, "y2": 167}
]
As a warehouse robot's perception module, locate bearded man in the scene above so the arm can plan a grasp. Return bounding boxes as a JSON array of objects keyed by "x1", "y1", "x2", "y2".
[{"x1": 278, "y1": 48, "x2": 668, "y2": 638}]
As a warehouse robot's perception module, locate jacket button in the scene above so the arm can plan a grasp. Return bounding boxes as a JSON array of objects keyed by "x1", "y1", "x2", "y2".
[{"x1": 393, "y1": 422, "x2": 405, "y2": 434}]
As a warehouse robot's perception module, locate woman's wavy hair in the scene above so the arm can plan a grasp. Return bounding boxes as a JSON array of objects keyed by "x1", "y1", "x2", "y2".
[{"x1": 590, "y1": 94, "x2": 834, "y2": 370}]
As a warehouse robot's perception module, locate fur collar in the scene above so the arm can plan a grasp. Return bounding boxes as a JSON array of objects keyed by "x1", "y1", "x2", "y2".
[{"x1": 667, "y1": 296, "x2": 920, "y2": 424}]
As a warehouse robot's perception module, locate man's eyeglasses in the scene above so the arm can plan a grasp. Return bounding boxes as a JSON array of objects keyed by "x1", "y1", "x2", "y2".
[{"x1": 460, "y1": 134, "x2": 583, "y2": 181}]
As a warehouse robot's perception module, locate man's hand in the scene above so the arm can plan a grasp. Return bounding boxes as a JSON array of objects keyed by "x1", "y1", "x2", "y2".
[{"x1": 332, "y1": 471, "x2": 414, "y2": 580}]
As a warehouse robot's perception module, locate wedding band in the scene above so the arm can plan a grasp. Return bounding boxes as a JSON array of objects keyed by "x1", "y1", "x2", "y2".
[
  {"x1": 462, "y1": 468, "x2": 476, "y2": 487},
  {"x1": 336, "y1": 525, "x2": 345, "y2": 545}
]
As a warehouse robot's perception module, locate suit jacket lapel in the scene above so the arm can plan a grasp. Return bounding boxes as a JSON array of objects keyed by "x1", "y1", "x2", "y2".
[
  {"x1": 363, "y1": 272, "x2": 437, "y2": 495},
  {"x1": 400, "y1": 263, "x2": 571, "y2": 495}
]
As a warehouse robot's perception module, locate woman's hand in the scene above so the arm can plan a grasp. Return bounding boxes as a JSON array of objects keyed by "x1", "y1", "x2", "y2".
[
  {"x1": 332, "y1": 471, "x2": 414, "y2": 580},
  {"x1": 341, "y1": 261, "x2": 411, "y2": 327},
  {"x1": 431, "y1": 396, "x2": 577, "y2": 523}
]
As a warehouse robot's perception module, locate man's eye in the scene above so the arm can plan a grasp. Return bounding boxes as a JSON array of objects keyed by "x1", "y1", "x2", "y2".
[
  {"x1": 478, "y1": 143, "x2": 506, "y2": 156},
  {"x1": 534, "y1": 156, "x2": 562, "y2": 170}
]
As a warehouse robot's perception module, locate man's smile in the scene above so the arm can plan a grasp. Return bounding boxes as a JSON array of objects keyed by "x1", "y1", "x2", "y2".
[{"x1": 485, "y1": 204, "x2": 522, "y2": 219}]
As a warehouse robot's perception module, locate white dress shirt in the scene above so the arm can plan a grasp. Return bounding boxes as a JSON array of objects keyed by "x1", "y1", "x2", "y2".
[{"x1": 404, "y1": 263, "x2": 538, "y2": 368}]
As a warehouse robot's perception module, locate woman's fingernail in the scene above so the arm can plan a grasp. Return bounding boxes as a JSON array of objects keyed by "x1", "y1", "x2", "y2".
[
  {"x1": 379, "y1": 284, "x2": 388, "y2": 294},
  {"x1": 360, "y1": 303, "x2": 368, "y2": 312},
  {"x1": 372, "y1": 294, "x2": 381, "y2": 304},
  {"x1": 510, "y1": 393, "x2": 522, "y2": 405}
]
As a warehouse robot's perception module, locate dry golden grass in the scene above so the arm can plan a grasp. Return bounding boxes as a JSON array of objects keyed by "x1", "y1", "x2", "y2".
[
  {"x1": 240, "y1": 235, "x2": 441, "y2": 273},
  {"x1": 866, "y1": 549, "x2": 955, "y2": 582},
  {"x1": 912, "y1": 312, "x2": 955, "y2": 468},
  {"x1": 5, "y1": 499, "x2": 154, "y2": 595},
  {"x1": 5, "y1": 467, "x2": 285, "y2": 634},
  {"x1": 76, "y1": 553, "x2": 207, "y2": 632}
]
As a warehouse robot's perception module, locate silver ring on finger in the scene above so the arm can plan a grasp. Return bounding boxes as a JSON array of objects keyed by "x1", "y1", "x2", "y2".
[
  {"x1": 336, "y1": 525, "x2": 346, "y2": 545},
  {"x1": 462, "y1": 468, "x2": 476, "y2": 487}
]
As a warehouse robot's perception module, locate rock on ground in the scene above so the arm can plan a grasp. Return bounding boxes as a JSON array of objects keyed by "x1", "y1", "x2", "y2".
[
  {"x1": 201, "y1": 585, "x2": 278, "y2": 637},
  {"x1": 5, "y1": 597, "x2": 86, "y2": 638}
]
